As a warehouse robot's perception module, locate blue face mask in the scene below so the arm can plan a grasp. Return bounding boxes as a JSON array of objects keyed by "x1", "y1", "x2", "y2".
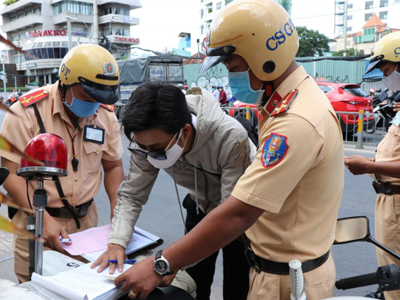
[
  {"x1": 229, "y1": 69, "x2": 264, "y2": 104},
  {"x1": 64, "y1": 88, "x2": 101, "y2": 118}
]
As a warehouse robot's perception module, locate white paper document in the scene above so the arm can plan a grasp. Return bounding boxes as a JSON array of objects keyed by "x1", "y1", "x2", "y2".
[
  {"x1": 60, "y1": 224, "x2": 161, "y2": 262},
  {"x1": 31, "y1": 263, "x2": 132, "y2": 300}
]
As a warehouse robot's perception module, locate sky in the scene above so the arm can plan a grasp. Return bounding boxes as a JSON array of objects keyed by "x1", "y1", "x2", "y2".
[{"x1": 132, "y1": 0, "x2": 337, "y2": 54}]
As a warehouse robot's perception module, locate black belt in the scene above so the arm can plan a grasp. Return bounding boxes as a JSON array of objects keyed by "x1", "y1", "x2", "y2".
[
  {"x1": 372, "y1": 181, "x2": 400, "y2": 195},
  {"x1": 45, "y1": 199, "x2": 93, "y2": 219},
  {"x1": 252, "y1": 251, "x2": 330, "y2": 275},
  {"x1": 240, "y1": 233, "x2": 330, "y2": 275}
]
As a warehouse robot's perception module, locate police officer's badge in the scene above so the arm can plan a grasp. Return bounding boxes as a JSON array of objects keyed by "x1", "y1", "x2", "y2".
[
  {"x1": 103, "y1": 62, "x2": 116, "y2": 75},
  {"x1": 261, "y1": 133, "x2": 289, "y2": 168}
]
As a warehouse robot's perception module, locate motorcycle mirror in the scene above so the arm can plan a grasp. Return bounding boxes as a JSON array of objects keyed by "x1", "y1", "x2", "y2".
[
  {"x1": 334, "y1": 216, "x2": 400, "y2": 261},
  {"x1": 334, "y1": 216, "x2": 370, "y2": 244}
]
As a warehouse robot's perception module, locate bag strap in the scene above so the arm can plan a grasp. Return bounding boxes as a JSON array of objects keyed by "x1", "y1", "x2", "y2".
[
  {"x1": 53, "y1": 176, "x2": 81, "y2": 229},
  {"x1": 32, "y1": 104, "x2": 46, "y2": 134}
]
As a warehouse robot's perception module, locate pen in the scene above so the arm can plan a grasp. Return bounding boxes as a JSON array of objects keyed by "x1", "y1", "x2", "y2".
[
  {"x1": 108, "y1": 259, "x2": 136, "y2": 264},
  {"x1": 60, "y1": 238, "x2": 72, "y2": 243}
]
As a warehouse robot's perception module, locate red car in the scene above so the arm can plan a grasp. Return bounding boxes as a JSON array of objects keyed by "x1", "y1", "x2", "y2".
[{"x1": 316, "y1": 81, "x2": 375, "y2": 139}]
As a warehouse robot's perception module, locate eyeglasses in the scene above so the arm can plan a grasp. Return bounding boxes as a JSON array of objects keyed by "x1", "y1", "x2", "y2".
[{"x1": 128, "y1": 130, "x2": 181, "y2": 160}]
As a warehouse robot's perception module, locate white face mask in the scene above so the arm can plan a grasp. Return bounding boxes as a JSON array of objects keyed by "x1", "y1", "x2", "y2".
[
  {"x1": 383, "y1": 67, "x2": 400, "y2": 91},
  {"x1": 147, "y1": 129, "x2": 186, "y2": 169}
]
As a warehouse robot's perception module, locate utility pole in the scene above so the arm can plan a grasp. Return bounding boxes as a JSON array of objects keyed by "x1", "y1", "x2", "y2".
[
  {"x1": 343, "y1": 0, "x2": 348, "y2": 56},
  {"x1": 66, "y1": 16, "x2": 77, "y2": 51}
]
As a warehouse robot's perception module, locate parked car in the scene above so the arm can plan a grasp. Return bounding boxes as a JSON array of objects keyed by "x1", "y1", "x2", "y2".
[{"x1": 316, "y1": 81, "x2": 375, "y2": 139}]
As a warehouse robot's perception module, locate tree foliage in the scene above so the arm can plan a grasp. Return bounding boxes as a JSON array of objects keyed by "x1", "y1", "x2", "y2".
[
  {"x1": 296, "y1": 26, "x2": 330, "y2": 57},
  {"x1": 3, "y1": 0, "x2": 18, "y2": 6},
  {"x1": 332, "y1": 48, "x2": 361, "y2": 57}
]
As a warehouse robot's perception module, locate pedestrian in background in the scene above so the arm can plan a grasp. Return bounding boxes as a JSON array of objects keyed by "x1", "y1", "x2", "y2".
[
  {"x1": 212, "y1": 85, "x2": 220, "y2": 101},
  {"x1": 218, "y1": 85, "x2": 227, "y2": 105}
]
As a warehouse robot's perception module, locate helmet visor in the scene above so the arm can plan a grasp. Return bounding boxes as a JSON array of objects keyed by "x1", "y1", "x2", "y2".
[
  {"x1": 79, "y1": 77, "x2": 119, "y2": 104},
  {"x1": 200, "y1": 45, "x2": 235, "y2": 73},
  {"x1": 365, "y1": 55, "x2": 384, "y2": 74}
]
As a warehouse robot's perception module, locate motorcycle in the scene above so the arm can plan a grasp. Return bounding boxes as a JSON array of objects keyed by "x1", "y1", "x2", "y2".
[
  {"x1": 371, "y1": 89, "x2": 400, "y2": 131},
  {"x1": 4, "y1": 90, "x2": 20, "y2": 108},
  {"x1": 290, "y1": 216, "x2": 400, "y2": 300}
]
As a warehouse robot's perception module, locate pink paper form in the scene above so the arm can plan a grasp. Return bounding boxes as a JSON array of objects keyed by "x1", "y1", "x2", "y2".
[{"x1": 61, "y1": 224, "x2": 136, "y2": 256}]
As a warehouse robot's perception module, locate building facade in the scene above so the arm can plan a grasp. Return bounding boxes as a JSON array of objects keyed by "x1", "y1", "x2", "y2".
[
  {"x1": 335, "y1": 0, "x2": 400, "y2": 37},
  {"x1": 0, "y1": 0, "x2": 142, "y2": 85}
]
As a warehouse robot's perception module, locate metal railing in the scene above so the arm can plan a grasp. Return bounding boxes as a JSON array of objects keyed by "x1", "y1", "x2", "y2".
[
  {"x1": 221, "y1": 106, "x2": 386, "y2": 149},
  {"x1": 220, "y1": 105, "x2": 260, "y2": 132},
  {"x1": 337, "y1": 111, "x2": 386, "y2": 148}
]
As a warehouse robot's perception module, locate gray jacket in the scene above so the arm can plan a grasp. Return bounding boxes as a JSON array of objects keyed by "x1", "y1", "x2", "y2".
[{"x1": 109, "y1": 89, "x2": 255, "y2": 247}]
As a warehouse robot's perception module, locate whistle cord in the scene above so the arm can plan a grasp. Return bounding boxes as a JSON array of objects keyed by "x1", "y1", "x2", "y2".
[{"x1": 64, "y1": 122, "x2": 79, "y2": 172}]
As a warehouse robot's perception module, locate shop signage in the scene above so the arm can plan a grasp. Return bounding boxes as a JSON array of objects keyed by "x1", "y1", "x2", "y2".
[
  {"x1": 114, "y1": 36, "x2": 140, "y2": 44},
  {"x1": 28, "y1": 30, "x2": 88, "y2": 38}
]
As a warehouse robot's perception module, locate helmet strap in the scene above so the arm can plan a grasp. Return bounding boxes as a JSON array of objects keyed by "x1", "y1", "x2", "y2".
[
  {"x1": 58, "y1": 81, "x2": 68, "y2": 103},
  {"x1": 260, "y1": 81, "x2": 274, "y2": 107}
]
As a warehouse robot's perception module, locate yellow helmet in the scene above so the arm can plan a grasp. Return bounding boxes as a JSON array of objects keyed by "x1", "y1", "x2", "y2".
[
  {"x1": 366, "y1": 31, "x2": 400, "y2": 74},
  {"x1": 200, "y1": 0, "x2": 299, "y2": 82},
  {"x1": 59, "y1": 44, "x2": 120, "y2": 104}
]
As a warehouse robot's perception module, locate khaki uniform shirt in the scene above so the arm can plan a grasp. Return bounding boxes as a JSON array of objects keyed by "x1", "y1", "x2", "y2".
[
  {"x1": 232, "y1": 66, "x2": 344, "y2": 262},
  {"x1": 375, "y1": 124, "x2": 400, "y2": 183},
  {"x1": 0, "y1": 82, "x2": 123, "y2": 208}
]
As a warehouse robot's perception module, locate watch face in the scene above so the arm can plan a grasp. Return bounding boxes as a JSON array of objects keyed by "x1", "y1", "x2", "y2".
[{"x1": 155, "y1": 260, "x2": 168, "y2": 273}]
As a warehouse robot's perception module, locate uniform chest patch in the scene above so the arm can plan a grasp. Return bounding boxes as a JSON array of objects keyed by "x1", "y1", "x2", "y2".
[{"x1": 261, "y1": 133, "x2": 289, "y2": 168}]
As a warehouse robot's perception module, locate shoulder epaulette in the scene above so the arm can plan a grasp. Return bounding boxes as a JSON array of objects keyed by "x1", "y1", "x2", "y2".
[
  {"x1": 100, "y1": 104, "x2": 114, "y2": 112},
  {"x1": 270, "y1": 89, "x2": 298, "y2": 117},
  {"x1": 18, "y1": 89, "x2": 50, "y2": 107}
]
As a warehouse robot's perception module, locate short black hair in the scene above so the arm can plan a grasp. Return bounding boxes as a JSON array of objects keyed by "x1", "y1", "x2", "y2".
[{"x1": 121, "y1": 82, "x2": 192, "y2": 139}]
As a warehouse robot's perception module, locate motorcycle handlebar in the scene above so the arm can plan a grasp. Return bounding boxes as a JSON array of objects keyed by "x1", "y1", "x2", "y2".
[{"x1": 336, "y1": 272, "x2": 378, "y2": 290}]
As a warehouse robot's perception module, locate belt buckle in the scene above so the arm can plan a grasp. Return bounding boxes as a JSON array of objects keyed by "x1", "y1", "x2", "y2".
[{"x1": 77, "y1": 204, "x2": 89, "y2": 217}]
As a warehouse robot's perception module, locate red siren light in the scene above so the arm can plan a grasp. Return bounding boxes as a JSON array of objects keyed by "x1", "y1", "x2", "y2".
[{"x1": 17, "y1": 133, "x2": 68, "y2": 177}]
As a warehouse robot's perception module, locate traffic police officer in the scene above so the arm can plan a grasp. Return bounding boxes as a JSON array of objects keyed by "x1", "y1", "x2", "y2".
[
  {"x1": 112, "y1": 1, "x2": 344, "y2": 299},
  {"x1": 0, "y1": 44, "x2": 124, "y2": 282},
  {"x1": 345, "y1": 31, "x2": 400, "y2": 300}
]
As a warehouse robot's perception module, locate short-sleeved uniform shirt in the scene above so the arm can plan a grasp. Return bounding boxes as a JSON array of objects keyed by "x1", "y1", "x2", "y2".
[
  {"x1": 232, "y1": 66, "x2": 344, "y2": 262},
  {"x1": 375, "y1": 124, "x2": 400, "y2": 183},
  {"x1": 0, "y1": 82, "x2": 123, "y2": 208}
]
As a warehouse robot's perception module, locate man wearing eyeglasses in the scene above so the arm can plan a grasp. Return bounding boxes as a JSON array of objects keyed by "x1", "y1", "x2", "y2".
[{"x1": 92, "y1": 83, "x2": 256, "y2": 300}]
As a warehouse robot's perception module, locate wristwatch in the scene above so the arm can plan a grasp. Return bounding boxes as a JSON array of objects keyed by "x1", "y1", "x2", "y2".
[{"x1": 154, "y1": 250, "x2": 174, "y2": 276}]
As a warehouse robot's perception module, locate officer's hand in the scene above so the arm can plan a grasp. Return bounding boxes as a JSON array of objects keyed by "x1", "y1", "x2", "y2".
[
  {"x1": 43, "y1": 214, "x2": 70, "y2": 253},
  {"x1": 393, "y1": 102, "x2": 400, "y2": 111},
  {"x1": 91, "y1": 244, "x2": 126, "y2": 274},
  {"x1": 115, "y1": 256, "x2": 163, "y2": 299},
  {"x1": 158, "y1": 271, "x2": 177, "y2": 287},
  {"x1": 344, "y1": 155, "x2": 372, "y2": 175}
]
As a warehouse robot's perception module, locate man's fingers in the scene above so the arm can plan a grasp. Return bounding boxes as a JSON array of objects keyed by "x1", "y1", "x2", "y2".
[
  {"x1": 97, "y1": 259, "x2": 110, "y2": 273},
  {"x1": 91, "y1": 257, "x2": 102, "y2": 269},
  {"x1": 114, "y1": 273, "x2": 125, "y2": 288},
  {"x1": 109, "y1": 262, "x2": 116, "y2": 274}
]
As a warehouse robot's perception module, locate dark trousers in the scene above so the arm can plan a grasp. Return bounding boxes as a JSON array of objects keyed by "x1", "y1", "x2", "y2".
[{"x1": 183, "y1": 195, "x2": 249, "y2": 300}]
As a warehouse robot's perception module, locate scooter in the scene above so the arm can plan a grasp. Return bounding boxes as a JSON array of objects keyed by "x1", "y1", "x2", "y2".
[
  {"x1": 310, "y1": 216, "x2": 400, "y2": 300},
  {"x1": 372, "y1": 89, "x2": 400, "y2": 131}
]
